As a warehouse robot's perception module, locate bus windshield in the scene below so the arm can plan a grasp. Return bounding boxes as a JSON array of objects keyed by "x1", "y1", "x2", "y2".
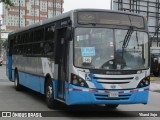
[{"x1": 74, "y1": 28, "x2": 149, "y2": 70}]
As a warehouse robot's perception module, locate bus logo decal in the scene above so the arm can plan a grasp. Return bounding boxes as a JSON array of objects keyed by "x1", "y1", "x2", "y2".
[
  {"x1": 111, "y1": 85, "x2": 116, "y2": 89},
  {"x1": 85, "y1": 73, "x2": 91, "y2": 81}
]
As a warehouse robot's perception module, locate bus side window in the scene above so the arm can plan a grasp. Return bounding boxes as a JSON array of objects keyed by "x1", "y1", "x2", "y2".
[
  {"x1": 44, "y1": 25, "x2": 55, "y2": 57},
  {"x1": 45, "y1": 25, "x2": 55, "y2": 41},
  {"x1": 13, "y1": 35, "x2": 19, "y2": 55},
  {"x1": 44, "y1": 42, "x2": 54, "y2": 56},
  {"x1": 32, "y1": 43, "x2": 44, "y2": 55},
  {"x1": 17, "y1": 45, "x2": 23, "y2": 55},
  {"x1": 34, "y1": 28, "x2": 44, "y2": 42},
  {"x1": 26, "y1": 44, "x2": 32, "y2": 55},
  {"x1": 8, "y1": 38, "x2": 14, "y2": 56},
  {"x1": 28, "y1": 32, "x2": 33, "y2": 43},
  {"x1": 32, "y1": 28, "x2": 44, "y2": 56}
]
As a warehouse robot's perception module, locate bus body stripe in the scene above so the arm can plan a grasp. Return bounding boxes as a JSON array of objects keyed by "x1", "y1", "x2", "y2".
[{"x1": 68, "y1": 87, "x2": 149, "y2": 94}]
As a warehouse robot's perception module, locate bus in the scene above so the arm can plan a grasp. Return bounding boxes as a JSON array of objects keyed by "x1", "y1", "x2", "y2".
[{"x1": 6, "y1": 9, "x2": 150, "y2": 109}]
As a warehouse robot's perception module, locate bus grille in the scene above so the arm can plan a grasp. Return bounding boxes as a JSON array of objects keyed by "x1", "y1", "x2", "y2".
[
  {"x1": 94, "y1": 94, "x2": 131, "y2": 100},
  {"x1": 93, "y1": 77, "x2": 134, "y2": 84}
]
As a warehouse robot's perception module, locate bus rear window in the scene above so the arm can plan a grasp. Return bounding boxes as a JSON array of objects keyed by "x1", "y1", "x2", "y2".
[{"x1": 78, "y1": 12, "x2": 144, "y2": 28}]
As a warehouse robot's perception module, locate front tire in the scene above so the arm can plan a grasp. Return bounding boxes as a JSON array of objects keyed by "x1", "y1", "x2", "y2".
[
  {"x1": 14, "y1": 71, "x2": 22, "y2": 91},
  {"x1": 45, "y1": 79, "x2": 58, "y2": 109}
]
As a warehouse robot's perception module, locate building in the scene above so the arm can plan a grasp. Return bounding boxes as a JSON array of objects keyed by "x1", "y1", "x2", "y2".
[
  {"x1": 111, "y1": 0, "x2": 160, "y2": 47},
  {"x1": 0, "y1": 15, "x2": 9, "y2": 57},
  {"x1": 2, "y1": 0, "x2": 64, "y2": 31}
]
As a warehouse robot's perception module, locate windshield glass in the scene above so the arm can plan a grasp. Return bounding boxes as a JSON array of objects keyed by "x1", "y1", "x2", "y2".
[{"x1": 74, "y1": 28, "x2": 149, "y2": 70}]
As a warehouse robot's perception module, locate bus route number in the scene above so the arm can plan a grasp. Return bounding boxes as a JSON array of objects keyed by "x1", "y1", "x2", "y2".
[{"x1": 83, "y1": 57, "x2": 92, "y2": 63}]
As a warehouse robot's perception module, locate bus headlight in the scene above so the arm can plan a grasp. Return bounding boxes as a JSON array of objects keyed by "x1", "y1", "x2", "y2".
[
  {"x1": 137, "y1": 76, "x2": 150, "y2": 88},
  {"x1": 71, "y1": 74, "x2": 89, "y2": 88}
]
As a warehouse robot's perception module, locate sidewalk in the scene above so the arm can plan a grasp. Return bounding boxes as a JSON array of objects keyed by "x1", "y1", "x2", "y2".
[
  {"x1": 150, "y1": 77, "x2": 160, "y2": 92},
  {"x1": 0, "y1": 65, "x2": 8, "y2": 80}
]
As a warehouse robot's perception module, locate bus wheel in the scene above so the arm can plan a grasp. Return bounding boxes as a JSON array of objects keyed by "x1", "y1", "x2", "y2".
[
  {"x1": 105, "y1": 104, "x2": 119, "y2": 109},
  {"x1": 45, "y1": 79, "x2": 58, "y2": 109},
  {"x1": 14, "y1": 71, "x2": 22, "y2": 91}
]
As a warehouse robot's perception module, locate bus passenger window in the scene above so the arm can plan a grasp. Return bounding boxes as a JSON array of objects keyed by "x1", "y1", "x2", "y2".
[
  {"x1": 44, "y1": 42, "x2": 54, "y2": 55},
  {"x1": 45, "y1": 25, "x2": 55, "y2": 41},
  {"x1": 26, "y1": 44, "x2": 32, "y2": 55},
  {"x1": 13, "y1": 46, "x2": 18, "y2": 55},
  {"x1": 32, "y1": 43, "x2": 44, "y2": 55},
  {"x1": 27, "y1": 32, "x2": 33, "y2": 42},
  {"x1": 34, "y1": 28, "x2": 44, "y2": 42}
]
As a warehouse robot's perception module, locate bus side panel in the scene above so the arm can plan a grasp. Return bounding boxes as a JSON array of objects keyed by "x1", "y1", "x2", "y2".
[
  {"x1": 18, "y1": 71, "x2": 58, "y2": 96},
  {"x1": 7, "y1": 56, "x2": 13, "y2": 81},
  {"x1": 18, "y1": 71, "x2": 45, "y2": 94}
]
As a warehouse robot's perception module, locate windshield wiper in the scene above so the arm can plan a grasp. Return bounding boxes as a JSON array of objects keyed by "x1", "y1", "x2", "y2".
[
  {"x1": 121, "y1": 26, "x2": 134, "y2": 58},
  {"x1": 122, "y1": 26, "x2": 133, "y2": 49}
]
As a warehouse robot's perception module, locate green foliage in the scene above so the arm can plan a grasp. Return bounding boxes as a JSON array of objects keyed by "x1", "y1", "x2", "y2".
[
  {"x1": 0, "y1": 0, "x2": 14, "y2": 6},
  {"x1": 0, "y1": 0, "x2": 14, "y2": 9},
  {"x1": 0, "y1": 39, "x2": 7, "y2": 51},
  {"x1": 2, "y1": 39, "x2": 7, "y2": 49}
]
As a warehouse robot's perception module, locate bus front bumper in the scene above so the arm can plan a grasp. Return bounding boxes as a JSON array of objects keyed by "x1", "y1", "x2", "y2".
[{"x1": 65, "y1": 85, "x2": 149, "y2": 105}]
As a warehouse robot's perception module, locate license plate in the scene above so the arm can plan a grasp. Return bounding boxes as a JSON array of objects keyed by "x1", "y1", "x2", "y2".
[{"x1": 108, "y1": 92, "x2": 119, "y2": 97}]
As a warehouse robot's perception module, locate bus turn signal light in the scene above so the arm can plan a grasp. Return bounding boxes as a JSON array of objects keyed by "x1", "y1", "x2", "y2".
[
  {"x1": 137, "y1": 77, "x2": 150, "y2": 88},
  {"x1": 71, "y1": 73, "x2": 89, "y2": 88}
]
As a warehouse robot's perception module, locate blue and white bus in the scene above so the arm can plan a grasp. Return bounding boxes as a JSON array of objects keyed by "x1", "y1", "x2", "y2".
[{"x1": 6, "y1": 9, "x2": 150, "y2": 109}]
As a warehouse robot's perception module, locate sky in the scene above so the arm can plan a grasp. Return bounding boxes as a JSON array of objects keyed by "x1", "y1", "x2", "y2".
[
  {"x1": 63, "y1": 0, "x2": 111, "y2": 12},
  {"x1": 0, "y1": 0, "x2": 111, "y2": 14}
]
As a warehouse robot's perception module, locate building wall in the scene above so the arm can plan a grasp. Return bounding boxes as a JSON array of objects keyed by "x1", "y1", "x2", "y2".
[
  {"x1": 2, "y1": 0, "x2": 64, "y2": 31},
  {"x1": 112, "y1": 0, "x2": 160, "y2": 47}
]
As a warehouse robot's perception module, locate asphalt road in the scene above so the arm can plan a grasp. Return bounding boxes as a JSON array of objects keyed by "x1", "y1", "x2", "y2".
[{"x1": 0, "y1": 65, "x2": 160, "y2": 119}]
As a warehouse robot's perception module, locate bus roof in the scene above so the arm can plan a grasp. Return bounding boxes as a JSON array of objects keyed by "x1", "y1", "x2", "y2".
[{"x1": 8, "y1": 8, "x2": 145, "y2": 36}]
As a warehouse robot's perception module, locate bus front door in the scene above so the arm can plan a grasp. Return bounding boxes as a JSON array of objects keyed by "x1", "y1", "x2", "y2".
[{"x1": 56, "y1": 29, "x2": 68, "y2": 100}]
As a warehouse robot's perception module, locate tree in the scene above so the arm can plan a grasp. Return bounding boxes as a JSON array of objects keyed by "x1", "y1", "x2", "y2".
[{"x1": 0, "y1": 0, "x2": 14, "y2": 7}]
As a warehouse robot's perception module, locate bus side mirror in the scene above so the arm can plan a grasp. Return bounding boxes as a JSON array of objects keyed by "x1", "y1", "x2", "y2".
[{"x1": 66, "y1": 27, "x2": 72, "y2": 41}]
